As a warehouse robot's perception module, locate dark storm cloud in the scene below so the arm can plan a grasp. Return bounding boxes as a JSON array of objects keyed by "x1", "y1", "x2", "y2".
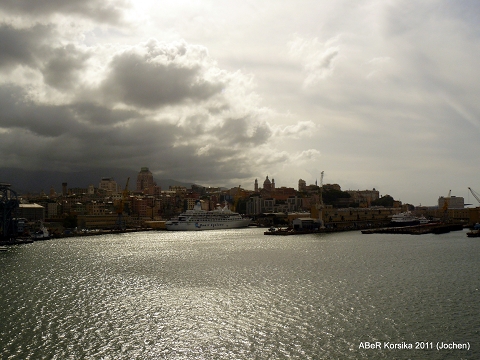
[
  {"x1": 0, "y1": 23, "x2": 54, "y2": 69},
  {"x1": 0, "y1": 84, "x2": 137, "y2": 137},
  {"x1": 100, "y1": 47, "x2": 224, "y2": 108},
  {"x1": 0, "y1": 0, "x2": 127, "y2": 24},
  {"x1": 71, "y1": 102, "x2": 136, "y2": 126},
  {"x1": 42, "y1": 44, "x2": 91, "y2": 90},
  {"x1": 0, "y1": 83, "x2": 172, "y2": 169},
  {"x1": 0, "y1": 0, "x2": 275, "y2": 185},
  {"x1": 0, "y1": 84, "x2": 77, "y2": 136},
  {"x1": 0, "y1": 81, "x2": 268, "y2": 183},
  {"x1": 0, "y1": 22, "x2": 92, "y2": 90}
]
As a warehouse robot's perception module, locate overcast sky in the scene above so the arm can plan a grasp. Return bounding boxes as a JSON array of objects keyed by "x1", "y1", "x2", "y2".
[{"x1": 1, "y1": 0, "x2": 479, "y2": 205}]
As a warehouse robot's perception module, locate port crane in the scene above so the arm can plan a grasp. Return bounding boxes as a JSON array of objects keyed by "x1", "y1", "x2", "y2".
[{"x1": 468, "y1": 187, "x2": 480, "y2": 205}]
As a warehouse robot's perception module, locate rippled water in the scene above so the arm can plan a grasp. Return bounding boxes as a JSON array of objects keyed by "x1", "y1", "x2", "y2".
[{"x1": 1, "y1": 228, "x2": 478, "y2": 359}]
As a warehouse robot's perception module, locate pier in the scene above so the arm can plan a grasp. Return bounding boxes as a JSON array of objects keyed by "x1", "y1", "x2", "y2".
[
  {"x1": 264, "y1": 223, "x2": 465, "y2": 236},
  {"x1": 361, "y1": 223, "x2": 464, "y2": 235}
]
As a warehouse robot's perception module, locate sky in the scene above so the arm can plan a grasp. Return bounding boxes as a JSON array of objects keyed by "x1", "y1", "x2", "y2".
[{"x1": 0, "y1": 0, "x2": 479, "y2": 206}]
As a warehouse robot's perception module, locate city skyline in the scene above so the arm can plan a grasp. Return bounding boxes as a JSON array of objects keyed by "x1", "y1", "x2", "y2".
[
  {"x1": 0, "y1": 1, "x2": 479, "y2": 206},
  {"x1": 12, "y1": 166, "x2": 473, "y2": 209}
]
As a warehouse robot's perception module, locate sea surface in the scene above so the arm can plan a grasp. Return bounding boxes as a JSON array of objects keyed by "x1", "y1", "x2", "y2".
[{"x1": 0, "y1": 228, "x2": 478, "y2": 359}]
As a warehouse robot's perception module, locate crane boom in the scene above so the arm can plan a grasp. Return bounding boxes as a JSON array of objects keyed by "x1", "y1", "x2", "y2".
[
  {"x1": 468, "y1": 187, "x2": 480, "y2": 204},
  {"x1": 442, "y1": 189, "x2": 451, "y2": 211}
]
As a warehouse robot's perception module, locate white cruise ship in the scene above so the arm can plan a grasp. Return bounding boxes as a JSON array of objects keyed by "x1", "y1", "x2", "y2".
[
  {"x1": 390, "y1": 211, "x2": 420, "y2": 227},
  {"x1": 165, "y1": 200, "x2": 251, "y2": 231}
]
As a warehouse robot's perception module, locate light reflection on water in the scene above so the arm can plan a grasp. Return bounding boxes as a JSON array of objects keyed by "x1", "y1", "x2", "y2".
[{"x1": 0, "y1": 228, "x2": 479, "y2": 359}]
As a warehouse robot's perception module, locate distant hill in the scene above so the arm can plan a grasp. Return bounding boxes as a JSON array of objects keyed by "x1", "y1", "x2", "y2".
[{"x1": 0, "y1": 167, "x2": 195, "y2": 194}]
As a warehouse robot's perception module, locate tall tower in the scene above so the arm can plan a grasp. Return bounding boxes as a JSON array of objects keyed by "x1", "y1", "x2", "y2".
[
  {"x1": 136, "y1": 167, "x2": 154, "y2": 193},
  {"x1": 298, "y1": 179, "x2": 306, "y2": 192},
  {"x1": 271, "y1": 178, "x2": 275, "y2": 191},
  {"x1": 62, "y1": 182, "x2": 67, "y2": 196},
  {"x1": 263, "y1": 176, "x2": 272, "y2": 192},
  {"x1": 254, "y1": 179, "x2": 258, "y2": 192}
]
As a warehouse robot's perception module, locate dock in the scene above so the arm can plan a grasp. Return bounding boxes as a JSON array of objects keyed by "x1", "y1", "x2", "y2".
[{"x1": 361, "y1": 223, "x2": 464, "y2": 235}]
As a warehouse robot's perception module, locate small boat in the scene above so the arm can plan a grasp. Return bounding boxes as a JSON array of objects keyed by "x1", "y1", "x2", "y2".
[
  {"x1": 466, "y1": 223, "x2": 480, "y2": 237},
  {"x1": 0, "y1": 246, "x2": 8, "y2": 252},
  {"x1": 32, "y1": 224, "x2": 50, "y2": 240},
  {"x1": 418, "y1": 216, "x2": 430, "y2": 224}
]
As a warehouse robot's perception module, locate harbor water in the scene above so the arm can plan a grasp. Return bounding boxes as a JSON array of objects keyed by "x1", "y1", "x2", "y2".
[{"x1": 1, "y1": 228, "x2": 478, "y2": 359}]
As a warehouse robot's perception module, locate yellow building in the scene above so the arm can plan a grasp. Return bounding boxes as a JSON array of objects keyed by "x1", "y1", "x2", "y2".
[
  {"x1": 312, "y1": 206, "x2": 401, "y2": 229},
  {"x1": 77, "y1": 214, "x2": 124, "y2": 229}
]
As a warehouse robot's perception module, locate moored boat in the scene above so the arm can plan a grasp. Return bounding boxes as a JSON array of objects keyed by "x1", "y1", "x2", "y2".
[
  {"x1": 467, "y1": 223, "x2": 480, "y2": 237},
  {"x1": 390, "y1": 211, "x2": 420, "y2": 227},
  {"x1": 31, "y1": 224, "x2": 50, "y2": 240},
  {"x1": 165, "y1": 200, "x2": 251, "y2": 231}
]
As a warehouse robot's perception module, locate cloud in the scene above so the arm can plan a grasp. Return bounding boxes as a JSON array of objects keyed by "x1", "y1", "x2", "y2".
[
  {"x1": 295, "y1": 149, "x2": 321, "y2": 161},
  {"x1": 288, "y1": 35, "x2": 340, "y2": 86},
  {"x1": 273, "y1": 121, "x2": 317, "y2": 138},
  {"x1": 215, "y1": 116, "x2": 271, "y2": 146},
  {"x1": 1, "y1": 0, "x2": 478, "y2": 204},
  {"x1": 0, "y1": 29, "x2": 285, "y2": 186},
  {"x1": 99, "y1": 40, "x2": 224, "y2": 109},
  {"x1": 42, "y1": 44, "x2": 91, "y2": 90},
  {"x1": 0, "y1": 23, "x2": 55, "y2": 69},
  {"x1": 0, "y1": 0, "x2": 129, "y2": 24}
]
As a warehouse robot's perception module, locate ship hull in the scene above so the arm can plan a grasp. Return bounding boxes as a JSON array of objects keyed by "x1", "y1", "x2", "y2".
[
  {"x1": 390, "y1": 220, "x2": 420, "y2": 227},
  {"x1": 165, "y1": 218, "x2": 251, "y2": 231}
]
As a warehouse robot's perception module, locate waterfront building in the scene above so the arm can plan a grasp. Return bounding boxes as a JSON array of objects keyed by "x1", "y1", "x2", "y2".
[
  {"x1": 18, "y1": 203, "x2": 45, "y2": 222},
  {"x1": 71, "y1": 202, "x2": 87, "y2": 215},
  {"x1": 272, "y1": 186, "x2": 296, "y2": 201},
  {"x1": 263, "y1": 176, "x2": 272, "y2": 192},
  {"x1": 47, "y1": 202, "x2": 59, "y2": 218},
  {"x1": 49, "y1": 187, "x2": 56, "y2": 198},
  {"x1": 68, "y1": 187, "x2": 89, "y2": 196},
  {"x1": 184, "y1": 194, "x2": 200, "y2": 211},
  {"x1": 136, "y1": 167, "x2": 155, "y2": 193},
  {"x1": 169, "y1": 186, "x2": 187, "y2": 194},
  {"x1": 438, "y1": 195, "x2": 464, "y2": 209},
  {"x1": 246, "y1": 195, "x2": 262, "y2": 215},
  {"x1": 346, "y1": 189, "x2": 380, "y2": 207},
  {"x1": 419, "y1": 206, "x2": 478, "y2": 226},
  {"x1": 298, "y1": 179, "x2": 306, "y2": 192},
  {"x1": 313, "y1": 206, "x2": 402, "y2": 229},
  {"x1": 287, "y1": 196, "x2": 303, "y2": 212},
  {"x1": 86, "y1": 201, "x2": 106, "y2": 216},
  {"x1": 99, "y1": 177, "x2": 118, "y2": 194},
  {"x1": 131, "y1": 197, "x2": 149, "y2": 218},
  {"x1": 77, "y1": 214, "x2": 120, "y2": 229}
]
